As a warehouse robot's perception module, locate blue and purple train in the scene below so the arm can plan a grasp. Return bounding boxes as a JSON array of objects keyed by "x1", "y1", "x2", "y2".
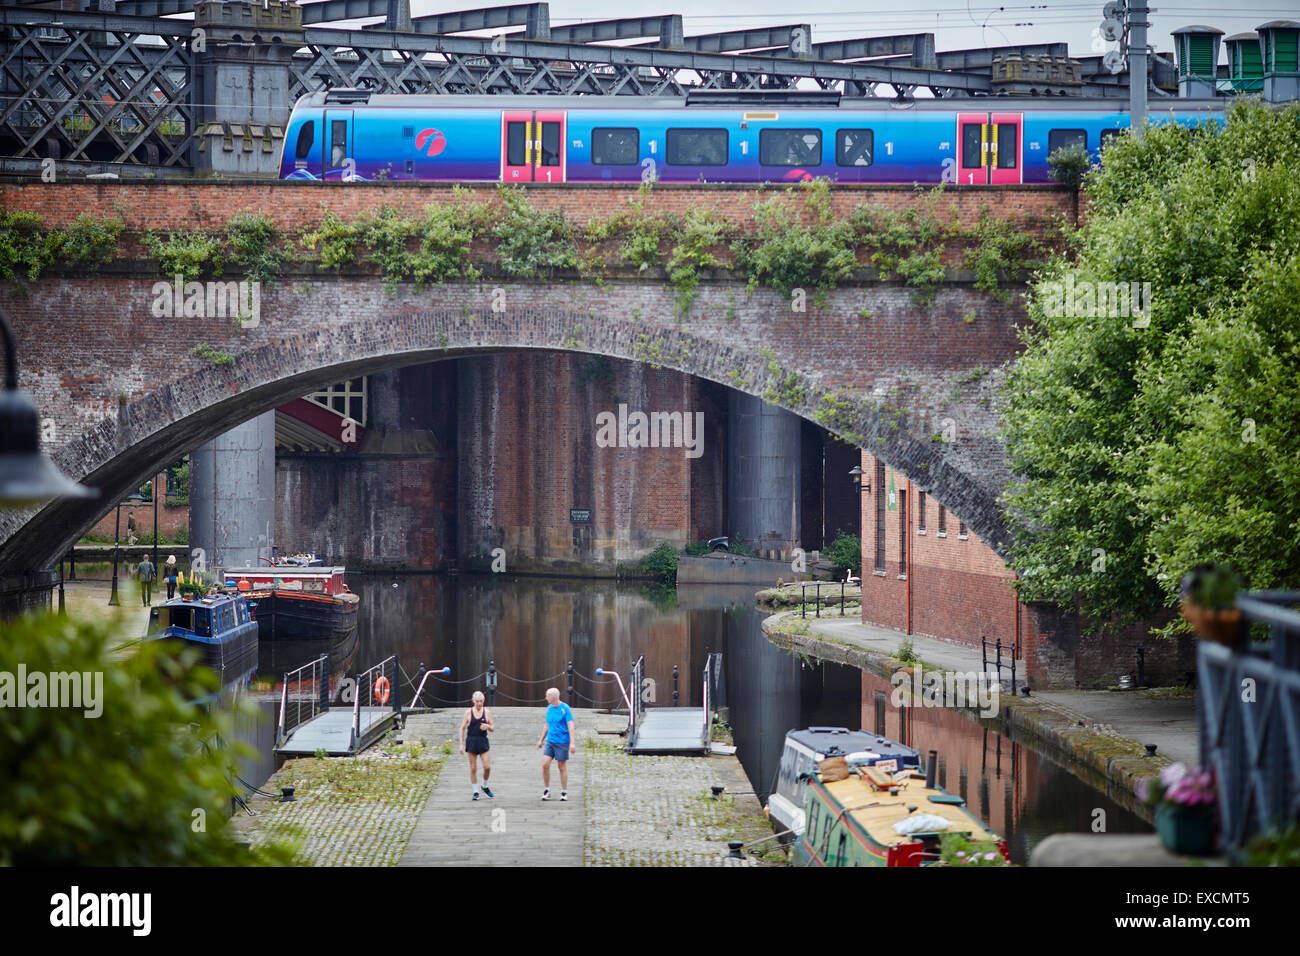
[{"x1": 279, "y1": 91, "x2": 1225, "y2": 185}]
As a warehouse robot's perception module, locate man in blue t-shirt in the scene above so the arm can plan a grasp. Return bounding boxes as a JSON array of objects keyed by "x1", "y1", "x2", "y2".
[{"x1": 536, "y1": 687, "x2": 576, "y2": 801}]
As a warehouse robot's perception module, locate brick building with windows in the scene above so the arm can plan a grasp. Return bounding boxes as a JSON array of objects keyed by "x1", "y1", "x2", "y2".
[{"x1": 857, "y1": 452, "x2": 1195, "y2": 689}]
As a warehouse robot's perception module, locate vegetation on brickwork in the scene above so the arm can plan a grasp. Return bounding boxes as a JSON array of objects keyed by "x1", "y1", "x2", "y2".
[
  {"x1": 193, "y1": 343, "x2": 234, "y2": 365},
  {"x1": 0, "y1": 611, "x2": 295, "y2": 865},
  {"x1": 225, "y1": 213, "x2": 284, "y2": 287},
  {"x1": 1002, "y1": 99, "x2": 1300, "y2": 634},
  {"x1": 11, "y1": 183, "x2": 1055, "y2": 318},
  {"x1": 0, "y1": 211, "x2": 122, "y2": 284},
  {"x1": 575, "y1": 355, "x2": 615, "y2": 387},
  {"x1": 639, "y1": 542, "x2": 679, "y2": 585}
]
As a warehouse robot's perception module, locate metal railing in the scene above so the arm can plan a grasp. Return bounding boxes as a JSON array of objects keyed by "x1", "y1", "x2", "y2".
[
  {"x1": 1199, "y1": 590, "x2": 1300, "y2": 853},
  {"x1": 629, "y1": 654, "x2": 645, "y2": 739},
  {"x1": 349, "y1": 654, "x2": 400, "y2": 752},
  {"x1": 702, "y1": 652, "x2": 722, "y2": 745},
  {"x1": 800, "y1": 581, "x2": 855, "y2": 618},
  {"x1": 276, "y1": 653, "x2": 329, "y2": 746},
  {"x1": 981, "y1": 636, "x2": 1019, "y2": 697}
]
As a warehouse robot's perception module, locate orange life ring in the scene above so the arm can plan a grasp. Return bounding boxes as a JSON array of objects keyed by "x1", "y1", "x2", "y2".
[{"x1": 374, "y1": 675, "x2": 391, "y2": 705}]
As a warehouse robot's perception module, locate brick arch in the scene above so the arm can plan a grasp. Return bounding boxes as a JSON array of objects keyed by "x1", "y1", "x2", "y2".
[{"x1": 0, "y1": 279, "x2": 1015, "y2": 574}]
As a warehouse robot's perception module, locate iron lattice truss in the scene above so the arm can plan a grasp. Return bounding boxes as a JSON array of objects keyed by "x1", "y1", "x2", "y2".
[
  {"x1": 0, "y1": 2, "x2": 1126, "y2": 168},
  {"x1": 0, "y1": 10, "x2": 195, "y2": 165}
]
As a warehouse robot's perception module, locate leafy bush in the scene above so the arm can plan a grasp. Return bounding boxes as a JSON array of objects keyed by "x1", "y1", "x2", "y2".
[
  {"x1": 1047, "y1": 143, "x2": 1090, "y2": 189},
  {"x1": 144, "y1": 230, "x2": 224, "y2": 281},
  {"x1": 0, "y1": 211, "x2": 54, "y2": 282},
  {"x1": 824, "y1": 530, "x2": 861, "y2": 574},
  {"x1": 640, "y1": 542, "x2": 679, "y2": 585},
  {"x1": 682, "y1": 540, "x2": 713, "y2": 557},
  {"x1": 226, "y1": 212, "x2": 283, "y2": 286},
  {"x1": 492, "y1": 186, "x2": 578, "y2": 276},
  {"x1": 0, "y1": 610, "x2": 294, "y2": 865}
]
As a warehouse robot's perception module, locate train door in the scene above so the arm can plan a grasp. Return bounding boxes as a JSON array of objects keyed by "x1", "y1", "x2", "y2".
[
  {"x1": 956, "y1": 112, "x2": 1022, "y2": 184},
  {"x1": 501, "y1": 110, "x2": 566, "y2": 183},
  {"x1": 324, "y1": 109, "x2": 353, "y2": 180}
]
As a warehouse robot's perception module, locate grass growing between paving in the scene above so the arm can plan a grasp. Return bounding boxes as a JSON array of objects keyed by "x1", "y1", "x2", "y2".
[
  {"x1": 581, "y1": 731, "x2": 787, "y2": 867},
  {"x1": 233, "y1": 739, "x2": 447, "y2": 866}
]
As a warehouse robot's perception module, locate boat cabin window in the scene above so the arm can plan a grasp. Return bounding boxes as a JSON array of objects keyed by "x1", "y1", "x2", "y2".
[
  {"x1": 162, "y1": 606, "x2": 210, "y2": 636},
  {"x1": 835, "y1": 832, "x2": 849, "y2": 866}
]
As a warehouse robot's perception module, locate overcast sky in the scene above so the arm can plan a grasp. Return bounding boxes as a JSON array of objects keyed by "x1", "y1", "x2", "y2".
[{"x1": 397, "y1": 1, "x2": 1293, "y2": 57}]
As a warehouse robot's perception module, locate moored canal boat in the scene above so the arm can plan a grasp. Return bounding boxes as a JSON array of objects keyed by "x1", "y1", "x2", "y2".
[
  {"x1": 221, "y1": 562, "x2": 359, "y2": 644},
  {"x1": 145, "y1": 591, "x2": 259, "y2": 693},
  {"x1": 767, "y1": 727, "x2": 920, "y2": 841},
  {"x1": 795, "y1": 751, "x2": 1008, "y2": 867}
]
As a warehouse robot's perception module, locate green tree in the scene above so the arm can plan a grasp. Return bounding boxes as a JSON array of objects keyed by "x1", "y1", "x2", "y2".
[
  {"x1": 1001, "y1": 99, "x2": 1300, "y2": 631},
  {"x1": 0, "y1": 611, "x2": 295, "y2": 865}
]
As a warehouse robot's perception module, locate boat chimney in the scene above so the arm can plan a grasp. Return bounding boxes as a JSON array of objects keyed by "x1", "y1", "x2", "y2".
[{"x1": 925, "y1": 750, "x2": 938, "y2": 789}]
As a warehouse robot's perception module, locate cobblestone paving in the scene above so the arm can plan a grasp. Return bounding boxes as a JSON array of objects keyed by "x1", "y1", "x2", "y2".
[
  {"x1": 232, "y1": 716, "x2": 447, "y2": 866},
  {"x1": 582, "y1": 739, "x2": 778, "y2": 867}
]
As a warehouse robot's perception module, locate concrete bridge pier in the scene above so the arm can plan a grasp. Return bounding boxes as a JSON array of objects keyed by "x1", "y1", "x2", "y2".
[
  {"x1": 189, "y1": 411, "x2": 276, "y2": 573},
  {"x1": 727, "y1": 393, "x2": 801, "y2": 560}
]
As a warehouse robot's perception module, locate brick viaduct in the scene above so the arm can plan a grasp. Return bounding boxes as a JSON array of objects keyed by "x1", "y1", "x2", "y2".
[{"x1": 0, "y1": 181, "x2": 1068, "y2": 588}]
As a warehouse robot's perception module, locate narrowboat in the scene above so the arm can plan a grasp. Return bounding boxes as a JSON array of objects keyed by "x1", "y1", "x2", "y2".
[
  {"x1": 221, "y1": 560, "x2": 359, "y2": 644},
  {"x1": 795, "y1": 751, "x2": 1008, "y2": 867},
  {"x1": 145, "y1": 591, "x2": 259, "y2": 693},
  {"x1": 767, "y1": 726, "x2": 920, "y2": 841}
]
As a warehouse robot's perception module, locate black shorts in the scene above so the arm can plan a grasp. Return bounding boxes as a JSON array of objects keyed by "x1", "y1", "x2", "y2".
[{"x1": 466, "y1": 737, "x2": 490, "y2": 755}]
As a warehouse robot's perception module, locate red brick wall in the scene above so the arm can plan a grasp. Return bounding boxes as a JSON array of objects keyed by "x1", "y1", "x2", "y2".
[
  {"x1": 858, "y1": 450, "x2": 1021, "y2": 651},
  {"x1": 84, "y1": 471, "x2": 189, "y2": 542}
]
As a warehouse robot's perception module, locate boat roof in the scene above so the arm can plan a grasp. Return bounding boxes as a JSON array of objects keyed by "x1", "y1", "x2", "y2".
[
  {"x1": 223, "y1": 566, "x2": 345, "y2": 576},
  {"x1": 818, "y1": 769, "x2": 999, "y2": 848},
  {"x1": 156, "y1": 592, "x2": 245, "y2": 608},
  {"x1": 788, "y1": 727, "x2": 918, "y2": 760}
]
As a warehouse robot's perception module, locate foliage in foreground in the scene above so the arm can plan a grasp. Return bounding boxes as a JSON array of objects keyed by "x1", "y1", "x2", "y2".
[
  {"x1": 0, "y1": 610, "x2": 295, "y2": 866},
  {"x1": 1001, "y1": 99, "x2": 1300, "y2": 632}
]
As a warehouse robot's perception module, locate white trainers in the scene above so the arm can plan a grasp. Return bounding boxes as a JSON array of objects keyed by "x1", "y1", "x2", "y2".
[
  {"x1": 560, "y1": 790, "x2": 568, "y2": 801},
  {"x1": 541, "y1": 788, "x2": 550, "y2": 801}
]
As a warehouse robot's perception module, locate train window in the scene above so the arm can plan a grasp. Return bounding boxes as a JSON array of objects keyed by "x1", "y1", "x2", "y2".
[
  {"x1": 591, "y1": 127, "x2": 639, "y2": 165},
  {"x1": 961, "y1": 123, "x2": 983, "y2": 169},
  {"x1": 996, "y1": 123, "x2": 1017, "y2": 168},
  {"x1": 295, "y1": 121, "x2": 314, "y2": 160},
  {"x1": 760, "y1": 128, "x2": 822, "y2": 167},
  {"x1": 666, "y1": 128, "x2": 728, "y2": 166},
  {"x1": 1100, "y1": 128, "x2": 1124, "y2": 149},
  {"x1": 1048, "y1": 128, "x2": 1087, "y2": 155},
  {"x1": 836, "y1": 128, "x2": 873, "y2": 167},
  {"x1": 329, "y1": 120, "x2": 347, "y2": 168},
  {"x1": 539, "y1": 121, "x2": 561, "y2": 166},
  {"x1": 507, "y1": 122, "x2": 527, "y2": 166}
]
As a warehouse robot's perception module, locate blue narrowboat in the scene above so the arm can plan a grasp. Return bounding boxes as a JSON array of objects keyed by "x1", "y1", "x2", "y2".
[{"x1": 146, "y1": 592, "x2": 259, "y2": 695}]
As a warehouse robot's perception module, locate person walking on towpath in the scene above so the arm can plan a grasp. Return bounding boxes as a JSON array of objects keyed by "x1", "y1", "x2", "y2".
[
  {"x1": 164, "y1": 555, "x2": 178, "y2": 600},
  {"x1": 537, "y1": 687, "x2": 576, "y2": 801},
  {"x1": 136, "y1": 556, "x2": 156, "y2": 606},
  {"x1": 458, "y1": 691, "x2": 495, "y2": 800}
]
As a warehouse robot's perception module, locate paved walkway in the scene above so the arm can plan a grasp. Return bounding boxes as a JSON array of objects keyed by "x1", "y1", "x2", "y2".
[
  {"x1": 399, "y1": 706, "x2": 595, "y2": 867},
  {"x1": 768, "y1": 610, "x2": 1198, "y2": 766}
]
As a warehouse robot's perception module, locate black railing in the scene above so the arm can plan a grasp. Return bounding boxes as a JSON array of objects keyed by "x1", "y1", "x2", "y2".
[
  {"x1": 981, "y1": 636, "x2": 1019, "y2": 697},
  {"x1": 1199, "y1": 590, "x2": 1300, "y2": 853}
]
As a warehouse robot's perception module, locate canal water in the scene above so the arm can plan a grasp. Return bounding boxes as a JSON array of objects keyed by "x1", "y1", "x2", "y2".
[{"x1": 262, "y1": 573, "x2": 1150, "y2": 863}]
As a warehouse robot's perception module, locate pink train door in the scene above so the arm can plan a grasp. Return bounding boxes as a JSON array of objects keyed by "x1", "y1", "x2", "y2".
[
  {"x1": 500, "y1": 110, "x2": 566, "y2": 183},
  {"x1": 955, "y1": 112, "x2": 1022, "y2": 185}
]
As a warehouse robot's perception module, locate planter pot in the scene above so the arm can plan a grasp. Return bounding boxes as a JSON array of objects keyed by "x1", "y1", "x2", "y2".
[
  {"x1": 1154, "y1": 802, "x2": 1216, "y2": 856},
  {"x1": 1181, "y1": 602, "x2": 1245, "y2": 649}
]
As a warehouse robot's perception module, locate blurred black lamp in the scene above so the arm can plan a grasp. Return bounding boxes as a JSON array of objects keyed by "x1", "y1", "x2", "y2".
[
  {"x1": 0, "y1": 307, "x2": 98, "y2": 506},
  {"x1": 849, "y1": 465, "x2": 871, "y2": 493}
]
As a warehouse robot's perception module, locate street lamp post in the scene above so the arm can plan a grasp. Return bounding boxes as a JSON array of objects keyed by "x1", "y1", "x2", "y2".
[
  {"x1": 152, "y1": 472, "x2": 159, "y2": 569},
  {"x1": 108, "y1": 502, "x2": 122, "y2": 606}
]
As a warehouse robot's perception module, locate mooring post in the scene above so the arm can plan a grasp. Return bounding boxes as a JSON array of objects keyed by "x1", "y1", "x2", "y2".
[
  {"x1": 567, "y1": 661, "x2": 574, "y2": 706},
  {"x1": 673, "y1": 664, "x2": 679, "y2": 706}
]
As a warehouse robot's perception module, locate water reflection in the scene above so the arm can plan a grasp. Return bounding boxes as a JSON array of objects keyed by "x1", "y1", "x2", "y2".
[{"x1": 260, "y1": 573, "x2": 1149, "y2": 862}]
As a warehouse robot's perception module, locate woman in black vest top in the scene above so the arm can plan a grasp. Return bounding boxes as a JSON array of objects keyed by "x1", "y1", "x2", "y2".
[{"x1": 459, "y1": 691, "x2": 495, "y2": 800}]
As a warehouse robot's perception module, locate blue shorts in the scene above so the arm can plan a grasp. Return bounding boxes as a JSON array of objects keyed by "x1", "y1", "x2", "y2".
[{"x1": 543, "y1": 739, "x2": 571, "y2": 761}]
